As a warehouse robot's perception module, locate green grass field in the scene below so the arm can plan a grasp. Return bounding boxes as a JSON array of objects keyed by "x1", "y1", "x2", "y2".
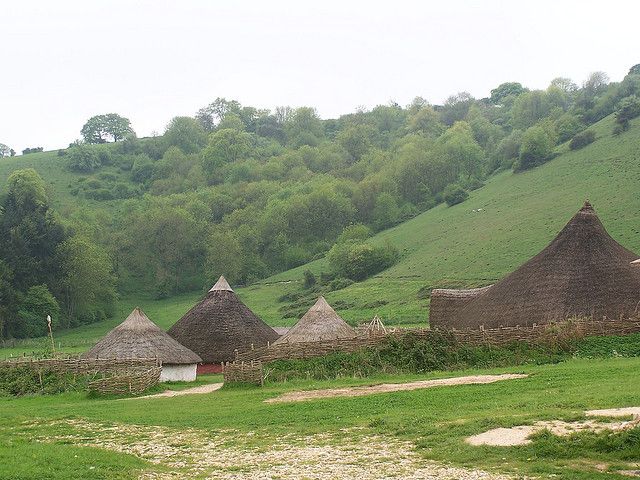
[
  {"x1": 2, "y1": 355, "x2": 640, "y2": 478},
  {"x1": 1, "y1": 115, "x2": 639, "y2": 358}
]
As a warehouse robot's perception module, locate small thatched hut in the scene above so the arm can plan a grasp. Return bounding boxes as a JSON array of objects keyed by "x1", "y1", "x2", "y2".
[
  {"x1": 430, "y1": 202, "x2": 640, "y2": 329},
  {"x1": 273, "y1": 296, "x2": 356, "y2": 344},
  {"x1": 83, "y1": 307, "x2": 202, "y2": 382},
  {"x1": 168, "y1": 276, "x2": 278, "y2": 368}
]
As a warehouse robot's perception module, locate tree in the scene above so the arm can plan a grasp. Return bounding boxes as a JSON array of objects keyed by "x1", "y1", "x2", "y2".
[
  {"x1": 511, "y1": 90, "x2": 552, "y2": 129},
  {"x1": 614, "y1": 95, "x2": 640, "y2": 132},
  {"x1": 15, "y1": 285, "x2": 60, "y2": 338},
  {"x1": 202, "y1": 128, "x2": 253, "y2": 181},
  {"x1": 516, "y1": 124, "x2": 556, "y2": 171},
  {"x1": 440, "y1": 92, "x2": 474, "y2": 126},
  {"x1": 81, "y1": 113, "x2": 134, "y2": 143},
  {"x1": 0, "y1": 143, "x2": 13, "y2": 157},
  {"x1": 490, "y1": 82, "x2": 527, "y2": 105},
  {"x1": 285, "y1": 107, "x2": 324, "y2": 147},
  {"x1": 372, "y1": 192, "x2": 401, "y2": 231},
  {"x1": 569, "y1": 130, "x2": 596, "y2": 150},
  {"x1": 440, "y1": 121, "x2": 485, "y2": 179},
  {"x1": 549, "y1": 77, "x2": 578, "y2": 94},
  {"x1": 407, "y1": 106, "x2": 444, "y2": 137},
  {"x1": 56, "y1": 236, "x2": 116, "y2": 327},
  {"x1": 337, "y1": 124, "x2": 375, "y2": 162},
  {"x1": 0, "y1": 169, "x2": 66, "y2": 292},
  {"x1": 164, "y1": 116, "x2": 207, "y2": 154},
  {"x1": 196, "y1": 98, "x2": 242, "y2": 131}
]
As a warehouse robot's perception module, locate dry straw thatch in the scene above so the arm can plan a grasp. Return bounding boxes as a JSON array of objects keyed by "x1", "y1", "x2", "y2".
[
  {"x1": 273, "y1": 296, "x2": 356, "y2": 344},
  {"x1": 430, "y1": 202, "x2": 640, "y2": 329},
  {"x1": 168, "y1": 276, "x2": 278, "y2": 363},
  {"x1": 83, "y1": 308, "x2": 201, "y2": 365}
]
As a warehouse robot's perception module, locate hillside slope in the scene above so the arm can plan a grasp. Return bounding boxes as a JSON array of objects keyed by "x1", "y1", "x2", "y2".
[
  {"x1": 241, "y1": 114, "x2": 640, "y2": 325},
  {"x1": 1, "y1": 114, "x2": 639, "y2": 355}
]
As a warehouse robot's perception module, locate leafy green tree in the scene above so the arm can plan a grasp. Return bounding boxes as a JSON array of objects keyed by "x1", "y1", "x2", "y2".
[
  {"x1": 490, "y1": 82, "x2": 527, "y2": 105},
  {"x1": 511, "y1": 90, "x2": 552, "y2": 129},
  {"x1": 569, "y1": 130, "x2": 596, "y2": 150},
  {"x1": 15, "y1": 285, "x2": 60, "y2": 338},
  {"x1": 337, "y1": 124, "x2": 375, "y2": 162},
  {"x1": 440, "y1": 92, "x2": 474, "y2": 126},
  {"x1": 303, "y1": 269, "x2": 316, "y2": 289},
  {"x1": 440, "y1": 121, "x2": 485, "y2": 179},
  {"x1": 516, "y1": 123, "x2": 556, "y2": 171},
  {"x1": 81, "y1": 113, "x2": 134, "y2": 143},
  {"x1": 0, "y1": 261, "x2": 17, "y2": 339},
  {"x1": 373, "y1": 192, "x2": 401, "y2": 231},
  {"x1": 549, "y1": 77, "x2": 578, "y2": 94},
  {"x1": 0, "y1": 169, "x2": 66, "y2": 292},
  {"x1": 202, "y1": 128, "x2": 253, "y2": 180},
  {"x1": 164, "y1": 116, "x2": 207, "y2": 154},
  {"x1": 217, "y1": 113, "x2": 246, "y2": 131},
  {"x1": 407, "y1": 106, "x2": 444, "y2": 137},
  {"x1": 614, "y1": 95, "x2": 640, "y2": 132},
  {"x1": 554, "y1": 113, "x2": 585, "y2": 143},
  {"x1": 285, "y1": 107, "x2": 324, "y2": 147},
  {"x1": 56, "y1": 236, "x2": 116, "y2": 327},
  {"x1": 130, "y1": 154, "x2": 154, "y2": 183}
]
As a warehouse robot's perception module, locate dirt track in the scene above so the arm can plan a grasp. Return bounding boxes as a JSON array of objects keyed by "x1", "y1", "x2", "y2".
[
  {"x1": 132, "y1": 382, "x2": 223, "y2": 400},
  {"x1": 265, "y1": 373, "x2": 528, "y2": 403}
]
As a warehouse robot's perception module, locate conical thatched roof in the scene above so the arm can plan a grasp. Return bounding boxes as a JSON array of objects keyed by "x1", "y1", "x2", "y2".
[
  {"x1": 430, "y1": 202, "x2": 640, "y2": 329},
  {"x1": 82, "y1": 308, "x2": 202, "y2": 364},
  {"x1": 273, "y1": 297, "x2": 356, "y2": 344},
  {"x1": 167, "y1": 276, "x2": 278, "y2": 363}
]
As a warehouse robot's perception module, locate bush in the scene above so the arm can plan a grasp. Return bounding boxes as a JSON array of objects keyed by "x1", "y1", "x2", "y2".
[
  {"x1": 328, "y1": 239, "x2": 399, "y2": 281},
  {"x1": 614, "y1": 95, "x2": 640, "y2": 132},
  {"x1": 84, "y1": 188, "x2": 114, "y2": 201},
  {"x1": 0, "y1": 366, "x2": 87, "y2": 396},
  {"x1": 67, "y1": 145, "x2": 100, "y2": 172},
  {"x1": 303, "y1": 269, "x2": 316, "y2": 289},
  {"x1": 13, "y1": 285, "x2": 60, "y2": 338},
  {"x1": 569, "y1": 130, "x2": 596, "y2": 150},
  {"x1": 442, "y1": 184, "x2": 469, "y2": 206}
]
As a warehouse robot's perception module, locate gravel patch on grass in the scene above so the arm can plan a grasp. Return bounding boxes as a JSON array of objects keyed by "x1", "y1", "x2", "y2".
[{"x1": 22, "y1": 419, "x2": 514, "y2": 479}]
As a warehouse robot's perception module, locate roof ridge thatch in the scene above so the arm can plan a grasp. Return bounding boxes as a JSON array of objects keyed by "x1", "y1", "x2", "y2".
[
  {"x1": 430, "y1": 202, "x2": 640, "y2": 329},
  {"x1": 273, "y1": 297, "x2": 356, "y2": 344},
  {"x1": 168, "y1": 277, "x2": 278, "y2": 363},
  {"x1": 209, "y1": 275, "x2": 233, "y2": 292},
  {"x1": 82, "y1": 308, "x2": 202, "y2": 364}
]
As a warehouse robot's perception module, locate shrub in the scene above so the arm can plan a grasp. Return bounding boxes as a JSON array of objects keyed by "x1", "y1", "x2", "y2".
[
  {"x1": 569, "y1": 130, "x2": 596, "y2": 150},
  {"x1": 303, "y1": 269, "x2": 316, "y2": 289},
  {"x1": 14, "y1": 285, "x2": 60, "y2": 338},
  {"x1": 67, "y1": 145, "x2": 100, "y2": 172},
  {"x1": 328, "y1": 240, "x2": 399, "y2": 281},
  {"x1": 442, "y1": 184, "x2": 469, "y2": 206},
  {"x1": 0, "y1": 366, "x2": 87, "y2": 396},
  {"x1": 614, "y1": 95, "x2": 640, "y2": 132},
  {"x1": 84, "y1": 188, "x2": 114, "y2": 201}
]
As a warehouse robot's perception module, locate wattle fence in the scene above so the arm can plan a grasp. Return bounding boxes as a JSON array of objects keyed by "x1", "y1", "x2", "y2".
[{"x1": 236, "y1": 315, "x2": 640, "y2": 363}]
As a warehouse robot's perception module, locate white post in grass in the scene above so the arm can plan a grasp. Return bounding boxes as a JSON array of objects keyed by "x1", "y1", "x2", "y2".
[{"x1": 47, "y1": 315, "x2": 55, "y2": 354}]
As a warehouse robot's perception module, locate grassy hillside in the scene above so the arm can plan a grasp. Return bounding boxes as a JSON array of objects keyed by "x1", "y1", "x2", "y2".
[
  {"x1": 241, "y1": 114, "x2": 640, "y2": 324},
  {"x1": 2, "y1": 114, "x2": 639, "y2": 356}
]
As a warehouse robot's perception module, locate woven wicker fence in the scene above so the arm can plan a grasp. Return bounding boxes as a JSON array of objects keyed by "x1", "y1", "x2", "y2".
[
  {"x1": 223, "y1": 361, "x2": 263, "y2": 386},
  {"x1": 0, "y1": 357, "x2": 162, "y2": 395},
  {"x1": 236, "y1": 315, "x2": 640, "y2": 363},
  {"x1": 87, "y1": 366, "x2": 162, "y2": 395}
]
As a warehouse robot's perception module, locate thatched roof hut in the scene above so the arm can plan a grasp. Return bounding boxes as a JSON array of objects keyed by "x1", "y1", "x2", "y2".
[
  {"x1": 83, "y1": 307, "x2": 201, "y2": 382},
  {"x1": 167, "y1": 276, "x2": 278, "y2": 363},
  {"x1": 430, "y1": 202, "x2": 640, "y2": 329},
  {"x1": 273, "y1": 296, "x2": 356, "y2": 344}
]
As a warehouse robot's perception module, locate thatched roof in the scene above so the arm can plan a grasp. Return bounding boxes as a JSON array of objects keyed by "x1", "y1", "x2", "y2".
[
  {"x1": 167, "y1": 276, "x2": 278, "y2": 363},
  {"x1": 429, "y1": 286, "x2": 493, "y2": 327},
  {"x1": 273, "y1": 297, "x2": 356, "y2": 344},
  {"x1": 82, "y1": 308, "x2": 201, "y2": 365},
  {"x1": 272, "y1": 327, "x2": 290, "y2": 336},
  {"x1": 430, "y1": 202, "x2": 640, "y2": 329}
]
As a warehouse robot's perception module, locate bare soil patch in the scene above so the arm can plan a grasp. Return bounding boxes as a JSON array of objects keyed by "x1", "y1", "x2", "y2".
[
  {"x1": 265, "y1": 373, "x2": 528, "y2": 403},
  {"x1": 21, "y1": 419, "x2": 512, "y2": 479},
  {"x1": 586, "y1": 407, "x2": 640, "y2": 418},
  {"x1": 467, "y1": 418, "x2": 639, "y2": 447},
  {"x1": 132, "y1": 382, "x2": 223, "y2": 400}
]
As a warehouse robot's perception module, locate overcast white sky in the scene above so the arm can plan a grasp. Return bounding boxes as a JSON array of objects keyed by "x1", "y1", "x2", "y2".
[{"x1": 1, "y1": 0, "x2": 639, "y2": 152}]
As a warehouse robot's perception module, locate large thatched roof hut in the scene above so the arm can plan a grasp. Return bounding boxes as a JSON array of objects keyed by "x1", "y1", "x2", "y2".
[
  {"x1": 273, "y1": 296, "x2": 356, "y2": 344},
  {"x1": 83, "y1": 307, "x2": 202, "y2": 382},
  {"x1": 430, "y1": 202, "x2": 640, "y2": 329},
  {"x1": 168, "y1": 276, "x2": 278, "y2": 365}
]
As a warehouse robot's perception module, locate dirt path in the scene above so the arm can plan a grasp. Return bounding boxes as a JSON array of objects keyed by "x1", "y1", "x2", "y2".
[
  {"x1": 586, "y1": 406, "x2": 640, "y2": 418},
  {"x1": 132, "y1": 382, "x2": 223, "y2": 400},
  {"x1": 265, "y1": 373, "x2": 528, "y2": 403}
]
